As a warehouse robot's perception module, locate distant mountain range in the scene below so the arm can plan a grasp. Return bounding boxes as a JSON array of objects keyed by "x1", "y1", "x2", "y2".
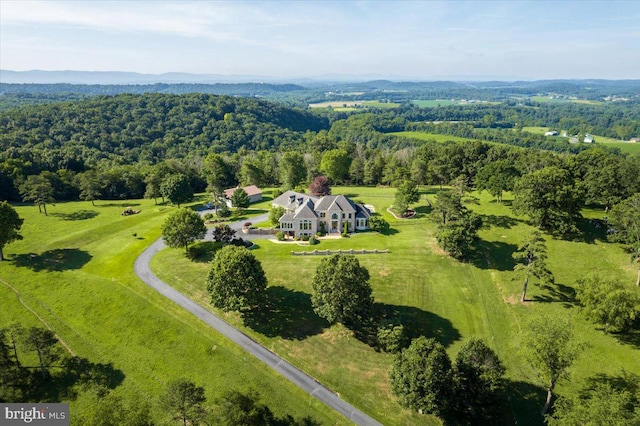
[{"x1": 0, "y1": 69, "x2": 531, "y2": 85}]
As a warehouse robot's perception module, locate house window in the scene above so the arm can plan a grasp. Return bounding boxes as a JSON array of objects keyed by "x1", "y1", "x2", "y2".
[
  {"x1": 331, "y1": 213, "x2": 339, "y2": 220},
  {"x1": 320, "y1": 212, "x2": 325, "y2": 218},
  {"x1": 348, "y1": 213, "x2": 352, "y2": 219},
  {"x1": 342, "y1": 213, "x2": 345, "y2": 219}
]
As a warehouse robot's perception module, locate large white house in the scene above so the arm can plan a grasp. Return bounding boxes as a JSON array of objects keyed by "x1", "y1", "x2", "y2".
[{"x1": 272, "y1": 191, "x2": 371, "y2": 238}]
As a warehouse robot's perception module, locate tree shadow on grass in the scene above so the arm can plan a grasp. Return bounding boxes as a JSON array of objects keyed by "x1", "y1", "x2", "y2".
[
  {"x1": 26, "y1": 357, "x2": 125, "y2": 402},
  {"x1": 187, "y1": 241, "x2": 222, "y2": 263},
  {"x1": 572, "y1": 217, "x2": 609, "y2": 244},
  {"x1": 470, "y1": 240, "x2": 518, "y2": 271},
  {"x1": 582, "y1": 371, "x2": 640, "y2": 395},
  {"x1": 611, "y1": 330, "x2": 640, "y2": 348},
  {"x1": 413, "y1": 205, "x2": 432, "y2": 219},
  {"x1": 50, "y1": 210, "x2": 99, "y2": 221},
  {"x1": 243, "y1": 286, "x2": 328, "y2": 340},
  {"x1": 372, "y1": 302, "x2": 461, "y2": 348},
  {"x1": 11, "y1": 249, "x2": 92, "y2": 272},
  {"x1": 502, "y1": 380, "x2": 546, "y2": 426},
  {"x1": 98, "y1": 202, "x2": 141, "y2": 208},
  {"x1": 532, "y1": 282, "x2": 577, "y2": 307},
  {"x1": 480, "y1": 214, "x2": 522, "y2": 230}
]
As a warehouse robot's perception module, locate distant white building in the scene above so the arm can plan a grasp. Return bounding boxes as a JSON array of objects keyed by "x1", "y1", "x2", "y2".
[
  {"x1": 583, "y1": 134, "x2": 595, "y2": 143},
  {"x1": 544, "y1": 131, "x2": 559, "y2": 136}
]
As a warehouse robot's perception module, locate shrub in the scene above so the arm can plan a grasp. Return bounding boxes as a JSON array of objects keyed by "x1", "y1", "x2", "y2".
[
  {"x1": 203, "y1": 212, "x2": 215, "y2": 220},
  {"x1": 272, "y1": 189, "x2": 283, "y2": 199},
  {"x1": 342, "y1": 221, "x2": 349, "y2": 237},
  {"x1": 309, "y1": 236, "x2": 319, "y2": 245},
  {"x1": 301, "y1": 235, "x2": 310, "y2": 241},
  {"x1": 217, "y1": 204, "x2": 231, "y2": 218},
  {"x1": 377, "y1": 321, "x2": 408, "y2": 353},
  {"x1": 276, "y1": 231, "x2": 285, "y2": 241},
  {"x1": 369, "y1": 215, "x2": 390, "y2": 233}
]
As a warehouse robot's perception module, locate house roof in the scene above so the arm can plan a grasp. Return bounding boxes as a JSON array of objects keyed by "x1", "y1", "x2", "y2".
[
  {"x1": 293, "y1": 200, "x2": 318, "y2": 220},
  {"x1": 355, "y1": 204, "x2": 372, "y2": 219},
  {"x1": 224, "y1": 185, "x2": 262, "y2": 198},
  {"x1": 315, "y1": 195, "x2": 356, "y2": 213},
  {"x1": 272, "y1": 191, "x2": 318, "y2": 209}
]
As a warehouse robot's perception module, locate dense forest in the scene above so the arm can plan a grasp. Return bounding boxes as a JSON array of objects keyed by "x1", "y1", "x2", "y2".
[{"x1": 0, "y1": 90, "x2": 639, "y2": 212}]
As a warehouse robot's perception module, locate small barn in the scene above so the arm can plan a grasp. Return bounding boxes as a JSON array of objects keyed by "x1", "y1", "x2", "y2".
[{"x1": 224, "y1": 185, "x2": 263, "y2": 207}]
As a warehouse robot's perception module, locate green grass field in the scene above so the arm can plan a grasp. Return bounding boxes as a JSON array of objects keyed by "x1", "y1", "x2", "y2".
[
  {"x1": 0, "y1": 199, "x2": 345, "y2": 424},
  {"x1": 522, "y1": 126, "x2": 640, "y2": 155},
  {"x1": 150, "y1": 186, "x2": 640, "y2": 425},
  {"x1": 308, "y1": 100, "x2": 400, "y2": 110},
  {"x1": 390, "y1": 131, "x2": 479, "y2": 143},
  {"x1": 411, "y1": 100, "x2": 458, "y2": 107}
]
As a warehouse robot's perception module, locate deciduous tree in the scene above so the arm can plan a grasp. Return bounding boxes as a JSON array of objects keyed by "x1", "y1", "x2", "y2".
[
  {"x1": 320, "y1": 149, "x2": 351, "y2": 184},
  {"x1": 513, "y1": 166, "x2": 583, "y2": 235},
  {"x1": 161, "y1": 174, "x2": 194, "y2": 208},
  {"x1": 523, "y1": 316, "x2": 584, "y2": 415},
  {"x1": 161, "y1": 208, "x2": 206, "y2": 253},
  {"x1": 394, "y1": 180, "x2": 420, "y2": 214},
  {"x1": 475, "y1": 160, "x2": 518, "y2": 203},
  {"x1": 211, "y1": 224, "x2": 236, "y2": 244},
  {"x1": 279, "y1": 151, "x2": 307, "y2": 190},
  {"x1": 162, "y1": 378, "x2": 207, "y2": 426},
  {"x1": 311, "y1": 255, "x2": 373, "y2": 326},
  {"x1": 368, "y1": 215, "x2": 390, "y2": 234},
  {"x1": 269, "y1": 206, "x2": 285, "y2": 227},
  {"x1": 206, "y1": 245, "x2": 267, "y2": 312},
  {"x1": 608, "y1": 193, "x2": 640, "y2": 286},
  {"x1": 389, "y1": 337, "x2": 452, "y2": 416},
  {"x1": 0, "y1": 202, "x2": 23, "y2": 261},
  {"x1": 19, "y1": 174, "x2": 55, "y2": 215},
  {"x1": 309, "y1": 175, "x2": 332, "y2": 197},
  {"x1": 547, "y1": 378, "x2": 640, "y2": 426},
  {"x1": 452, "y1": 338, "x2": 505, "y2": 421},
  {"x1": 576, "y1": 275, "x2": 640, "y2": 333},
  {"x1": 78, "y1": 171, "x2": 102, "y2": 206}
]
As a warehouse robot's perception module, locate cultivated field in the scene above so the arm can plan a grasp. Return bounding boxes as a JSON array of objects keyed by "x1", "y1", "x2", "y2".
[
  {"x1": 0, "y1": 199, "x2": 344, "y2": 424},
  {"x1": 151, "y1": 187, "x2": 640, "y2": 425}
]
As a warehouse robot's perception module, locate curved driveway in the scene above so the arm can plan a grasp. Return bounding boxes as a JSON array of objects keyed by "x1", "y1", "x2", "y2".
[{"x1": 133, "y1": 215, "x2": 382, "y2": 426}]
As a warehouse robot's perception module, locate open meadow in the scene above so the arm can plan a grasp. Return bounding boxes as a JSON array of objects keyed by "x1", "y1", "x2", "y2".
[
  {"x1": 389, "y1": 131, "x2": 479, "y2": 144},
  {"x1": 522, "y1": 126, "x2": 640, "y2": 155},
  {"x1": 0, "y1": 199, "x2": 345, "y2": 424},
  {"x1": 150, "y1": 186, "x2": 640, "y2": 425},
  {"x1": 309, "y1": 101, "x2": 400, "y2": 111}
]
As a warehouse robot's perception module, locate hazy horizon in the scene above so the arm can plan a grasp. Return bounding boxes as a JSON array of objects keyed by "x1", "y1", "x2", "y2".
[{"x1": 1, "y1": 1, "x2": 639, "y2": 80}]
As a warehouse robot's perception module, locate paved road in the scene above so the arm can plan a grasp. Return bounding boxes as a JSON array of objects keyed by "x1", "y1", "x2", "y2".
[{"x1": 133, "y1": 216, "x2": 383, "y2": 426}]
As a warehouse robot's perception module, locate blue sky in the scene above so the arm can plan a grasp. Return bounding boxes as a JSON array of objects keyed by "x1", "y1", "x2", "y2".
[{"x1": 1, "y1": 0, "x2": 639, "y2": 80}]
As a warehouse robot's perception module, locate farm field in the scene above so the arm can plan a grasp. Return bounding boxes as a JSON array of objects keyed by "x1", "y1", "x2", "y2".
[
  {"x1": 0, "y1": 199, "x2": 344, "y2": 425},
  {"x1": 522, "y1": 126, "x2": 640, "y2": 154},
  {"x1": 151, "y1": 186, "x2": 640, "y2": 426},
  {"x1": 308, "y1": 100, "x2": 400, "y2": 110},
  {"x1": 411, "y1": 99, "x2": 458, "y2": 107},
  {"x1": 389, "y1": 131, "x2": 479, "y2": 143}
]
